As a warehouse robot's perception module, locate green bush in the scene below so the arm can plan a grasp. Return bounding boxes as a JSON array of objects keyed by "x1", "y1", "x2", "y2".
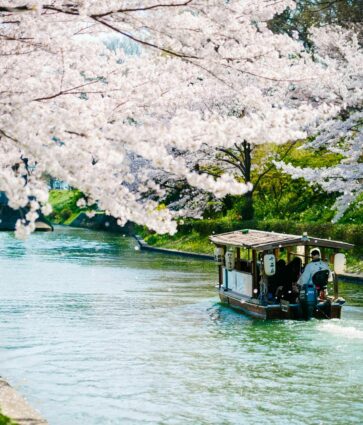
[
  {"x1": 136, "y1": 219, "x2": 362, "y2": 271},
  {"x1": 145, "y1": 234, "x2": 158, "y2": 245},
  {"x1": 60, "y1": 208, "x2": 73, "y2": 221},
  {"x1": 338, "y1": 193, "x2": 363, "y2": 225},
  {"x1": 179, "y1": 219, "x2": 363, "y2": 247},
  {"x1": 48, "y1": 190, "x2": 88, "y2": 224},
  {"x1": 0, "y1": 412, "x2": 17, "y2": 425}
]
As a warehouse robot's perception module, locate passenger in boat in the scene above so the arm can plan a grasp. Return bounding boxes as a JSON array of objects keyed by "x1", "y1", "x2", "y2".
[
  {"x1": 269, "y1": 259, "x2": 286, "y2": 302},
  {"x1": 298, "y1": 249, "x2": 330, "y2": 297},
  {"x1": 274, "y1": 257, "x2": 302, "y2": 302},
  {"x1": 284, "y1": 257, "x2": 302, "y2": 302}
]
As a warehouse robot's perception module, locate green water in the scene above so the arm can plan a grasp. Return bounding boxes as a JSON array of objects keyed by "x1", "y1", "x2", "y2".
[{"x1": 0, "y1": 227, "x2": 362, "y2": 425}]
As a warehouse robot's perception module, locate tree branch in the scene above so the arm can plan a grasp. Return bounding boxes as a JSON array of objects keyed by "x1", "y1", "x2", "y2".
[{"x1": 253, "y1": 141, "x2": 298, "y2": 192}]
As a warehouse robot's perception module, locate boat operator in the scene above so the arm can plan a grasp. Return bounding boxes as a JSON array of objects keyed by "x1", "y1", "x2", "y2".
[{"x1": 298, "y1": 249, "x2": 330, "y2": 297}]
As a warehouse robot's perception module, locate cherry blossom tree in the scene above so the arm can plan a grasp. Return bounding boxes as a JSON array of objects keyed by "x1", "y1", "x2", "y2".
[
  {"x1": 149, "y1": 140, "x2": 299, "y2": 221},
  {"x1": 275, "y1": 111, "x2": 362, "y2": 222},
  {"x1": 275, "y1": 27, "x2": 363, "y2": 222},
  {"x1": 0, "y1": 1, "x2": 360, "y2": 237}
]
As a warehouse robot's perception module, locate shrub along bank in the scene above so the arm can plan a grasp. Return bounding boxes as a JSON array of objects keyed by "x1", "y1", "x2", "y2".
[
  {"x1": 47, "y1": 190, "x2": 133, "y2": 233},
  {"x1": 138, "y1": 218, "x2": 363, "y2": 273},
  {"x1": 48, "y1": 191, "x2": 362, "y2": 271},
  {"x1": 0, "y1": 412, "x2": 17, "y2": 425},
  {"x1": 47, "y1": 189, "x2": 84, "y2": 224}
]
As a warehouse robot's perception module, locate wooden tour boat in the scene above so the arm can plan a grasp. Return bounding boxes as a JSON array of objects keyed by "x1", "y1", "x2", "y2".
[{"x1": 210, "y1": 229, "x2": 353, "y2": 320}]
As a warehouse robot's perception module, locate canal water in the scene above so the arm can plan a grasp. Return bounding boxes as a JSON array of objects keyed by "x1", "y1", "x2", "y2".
[{"x1": 0, "y1": 227, "x2": 362, "y2": 425}]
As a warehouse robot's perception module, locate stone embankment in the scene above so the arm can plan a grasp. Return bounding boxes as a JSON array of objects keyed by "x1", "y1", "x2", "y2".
[
  {"x1": 135, "y1": 235, "x2": 214, "y2": 261},
  {"x1": 0, "y1": 378, "x2": 48, "y2": 425},
  {"x1": 69, "y1": 213, "x2": 133, "y2": 234},
  {"x1": 338, "y1": 272, "x2": 363, "y2": 284}
]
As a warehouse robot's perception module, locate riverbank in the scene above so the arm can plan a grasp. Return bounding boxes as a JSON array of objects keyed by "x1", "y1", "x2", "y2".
[
  {"x1": 48, "y1": 190, "x2": 132, "y2": 234},
  {"x1": 0, "y1": 378, "x2": 47, "y2": 425},
  {"x1": 135, "y1": 235, "x2": 363, "y2": 284},
  {"x1": 136, "y1": 218, "x2": 363, "y2": 274},
  {"x1": 135, "y1": 235, "x2": 214, "y2": 260},
  {"x1": 46, "y1": 191, "x2": 363, "y2": 273}
]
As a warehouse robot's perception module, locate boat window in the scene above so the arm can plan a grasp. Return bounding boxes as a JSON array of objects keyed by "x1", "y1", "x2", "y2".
[{"x1": 235, "y1": 258, "x2": 252, "y2": 273}]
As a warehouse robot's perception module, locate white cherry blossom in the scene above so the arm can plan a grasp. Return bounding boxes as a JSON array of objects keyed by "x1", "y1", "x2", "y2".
[{"x1": 0, "y1": 1, "x2": 360, "y2": 236}]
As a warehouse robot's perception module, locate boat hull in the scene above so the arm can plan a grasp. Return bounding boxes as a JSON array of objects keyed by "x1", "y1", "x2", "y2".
[{"x1": 219, "y1": 289, "x2": 342, "y2": 320}]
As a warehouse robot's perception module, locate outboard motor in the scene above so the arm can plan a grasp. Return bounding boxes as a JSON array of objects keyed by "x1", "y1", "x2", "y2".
[
  {"x1": 299, "y1": 283, "x2": 317, "y2": 320},
  {"x1": 299, "y1": 270, "x2": 330, "y2": 320},
  {"x1": 313, "y1": 270, "x2": 331, "y2": 318}
]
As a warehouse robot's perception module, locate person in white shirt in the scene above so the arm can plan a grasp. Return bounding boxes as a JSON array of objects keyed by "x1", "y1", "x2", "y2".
[{"x1": 298, "y1": 249, "x2": 330, "y2": 293}]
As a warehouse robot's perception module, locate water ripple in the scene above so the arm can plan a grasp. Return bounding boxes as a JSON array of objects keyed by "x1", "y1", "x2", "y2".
[{"x1": 0, "y1": 227, "x2": 362, "y2": 425}]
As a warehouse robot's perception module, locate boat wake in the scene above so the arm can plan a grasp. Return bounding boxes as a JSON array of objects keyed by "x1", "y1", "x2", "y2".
[{"x1": 320, "y1": 322, "x2": 363, "y2": 340}]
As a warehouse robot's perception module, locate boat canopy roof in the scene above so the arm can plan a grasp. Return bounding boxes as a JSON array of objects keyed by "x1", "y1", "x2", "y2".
[{"x1": 209, "y1": 229, "x2": 354, "y2": 251}]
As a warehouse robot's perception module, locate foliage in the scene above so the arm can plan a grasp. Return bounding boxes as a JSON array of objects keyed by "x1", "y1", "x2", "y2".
[
  {"x1": 139, "y1": 218, "x2": 363, "y2": 272},
  {"x1": 48, "y1": 190, "x2": 84, "y2": 224},
  {"x1": 276, "y1": 111, "x2": 363, "y2": 222},
  {"x1": 159, "y1": 139, "x2": 347, "y2": 222},
  {"x1": 253, "y1": 170, "x2": 337, "y2": 222},
  {"x1": 191, "y1": 139, "x2": 354, "y2": 223},
  {"x1": 280, "y1": 141, "x2": 343, "y2": 168},
  {"x1": 142, "y1": 231, "x2": 213, "y2": 255},
  {"x1": 269, "y1": 2, "x2": 363, "y2": 221},
  {"x1": 269, "y1": 0, "x2": 363, "y2": 46},
  {"x1": 217, "y1": 137, "x2": 361, "y2": 224},
  {"x1": 137, "y1": 135, "x2": 363, "y2": 266},
  {"x1": 247, "y1": 141, "x2": 342, "y2": 221},
  {"x1": 178, "y1": 218, "x2": 362, "y2": 244},
  {"x1": 0, "y1": 412, "x2": 17, "y2": 425},
  {"x1": 338, "y1": 193, "x2": 363, "y2": 225}
]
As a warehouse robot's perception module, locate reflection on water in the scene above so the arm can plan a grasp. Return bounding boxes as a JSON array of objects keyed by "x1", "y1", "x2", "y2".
[{"x1": 0, "y1": 227, "x2": 362, "y2": 425}]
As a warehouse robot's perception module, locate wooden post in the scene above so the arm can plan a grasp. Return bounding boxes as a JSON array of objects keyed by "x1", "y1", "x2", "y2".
[
  {"x1": 287, "y1": 246, "x2": 292, "y2": 263},
  {"x1": 218, "y1": 265, "x2": 222, "y2": 289},
  {"x1": 333, "y1": 249, "x2": 339, "y2": 299},
  {"x1": 333, "y1": 272, "x2": 339, "y2": 299},
  {"x1": 273, "y1": 248, "x2": 279, "y2": 260},
  {"x1": 304, "y1": 245, "x2": 310, "y2": 267},
  {"x1": 321, "y1": 247, "x2": 326, "y2": 262},
  {"x1": 218, "y1": 245, "x2": 225, "y2": 289},
  {"x1": 252, "y1": 249, "x2": 258, "y2": 295},
  {"x1": 236, "y1": 247, "x2": 240, "y2": 270}
]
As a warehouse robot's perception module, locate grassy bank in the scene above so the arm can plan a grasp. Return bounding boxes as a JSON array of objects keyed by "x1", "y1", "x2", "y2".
[
  {"x1": 47, "y1": 190, "x2": 132, "y2": 233},
  {"x1": 138, "y1": 218, "x2": 363, "y2": 273},
  {"x1": 48, "y1": 190, "x2": 84, "y2": 224},
  {"x1": 48, "y1": 191, "x2": 362, "y2": 272},
  {"x1": 141, "y1": 231, "x2": 214, "y2": 254}
]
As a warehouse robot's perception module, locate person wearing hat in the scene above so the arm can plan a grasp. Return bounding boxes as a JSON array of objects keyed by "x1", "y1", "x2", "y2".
[{"x1": 298, "y1": 249, "x2": 331, "y2": 298}]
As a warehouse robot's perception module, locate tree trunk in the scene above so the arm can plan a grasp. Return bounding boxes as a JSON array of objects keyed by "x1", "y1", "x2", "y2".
[
  {"x1": 241, "y1": 141, "x2": 254, "y2": 220},
  {"x1": 219, "y1": 140, "x2": 255, "y2": 220},
  {"x1": 241, "y1": 190, "x2": 254, "y2": 220}
]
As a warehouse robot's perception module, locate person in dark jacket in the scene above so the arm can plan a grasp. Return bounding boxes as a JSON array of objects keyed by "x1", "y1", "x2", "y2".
[
  {"x1": 269, "y1": 259, "x2": 286, "y2": 302},
  {"x1": 283, "y1": 257, "x2": 302, "y2": 302}
]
